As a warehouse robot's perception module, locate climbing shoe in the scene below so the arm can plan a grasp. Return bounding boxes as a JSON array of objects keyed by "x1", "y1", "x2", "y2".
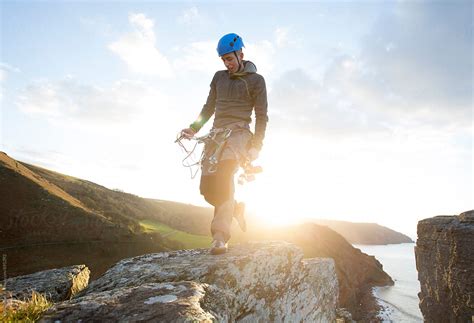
[
  {"x1": 234, "y1": 201, "x2": 247, "y2": 232},
  {"x1": 210, "y1": 240, "x2": 228, "y2": 255}
]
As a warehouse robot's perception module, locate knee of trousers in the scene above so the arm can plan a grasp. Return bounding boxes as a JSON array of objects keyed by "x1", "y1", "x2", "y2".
[
  {"x1": 200, "y1": 175, "x2": 218, "y2": 206},
  {"x1": 200, "y1": 159, "x2": 238, "y2": 206}
]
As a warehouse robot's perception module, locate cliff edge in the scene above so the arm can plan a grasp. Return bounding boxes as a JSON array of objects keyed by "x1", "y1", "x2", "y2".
[
  {"x1": 415, "y1": 210, "x2": 474, "y2": 322},
  {"x1": 37, "y1": 241, "x2": 338, "y2": 322}
]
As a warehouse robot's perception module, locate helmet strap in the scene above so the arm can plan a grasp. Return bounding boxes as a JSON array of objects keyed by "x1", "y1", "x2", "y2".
[{"x1": 234, "y1": 51, "x2": 243, "y2": 73}]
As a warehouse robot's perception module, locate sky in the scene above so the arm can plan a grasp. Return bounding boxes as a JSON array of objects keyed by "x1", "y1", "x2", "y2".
[{"x1": 1, "y1": 0, "x2": 472, "y2": 239}]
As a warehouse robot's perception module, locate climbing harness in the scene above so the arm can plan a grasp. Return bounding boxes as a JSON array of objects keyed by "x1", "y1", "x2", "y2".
[
  {"x1": 175, "y1": 128, "x2": 232, "y2": 178},
  {"x1": 175, "y1": 127, "x2": 263, "y2": 184}
]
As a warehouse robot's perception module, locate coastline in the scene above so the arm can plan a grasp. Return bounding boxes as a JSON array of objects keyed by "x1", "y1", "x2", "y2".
[
  {"x1": 356, "y1": 243, "x2": 423, "y2": 322},
  {"x1": 357, "y1": 285, "x2": 385, "y2": 322},
  {"x1": 373, "y1": 287, "x2": 422, "y2": 322}
]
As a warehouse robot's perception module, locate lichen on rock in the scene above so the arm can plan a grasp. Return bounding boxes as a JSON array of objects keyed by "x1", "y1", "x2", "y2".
[
  {"x1": 40, "y1": 241, "x2": 339, "y2": 322},
  {"x1": 5, "y1": 264, "x2": 90, "y2": 302}
]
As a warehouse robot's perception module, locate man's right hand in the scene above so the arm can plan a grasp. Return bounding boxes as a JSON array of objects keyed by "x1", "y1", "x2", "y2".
[{"x1": 180, "y1": 127, "x2": 196, "y2": 139}]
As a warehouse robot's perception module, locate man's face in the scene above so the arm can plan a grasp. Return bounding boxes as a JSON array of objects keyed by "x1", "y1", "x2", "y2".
[{"x1": 221, "y1": 51, "x2": 244, "y2": 73}]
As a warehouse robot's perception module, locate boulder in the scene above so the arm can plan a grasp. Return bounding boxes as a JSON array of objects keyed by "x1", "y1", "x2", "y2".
[
  {"x1": 5, "y1": 264, "x2": 90, "y2": 302},
  {"x1": 40, "y1": 281, "x2": 233, "y2": 322},
  {"x1": 41, "y1": 241, "x2": 338, "y2": 322}
]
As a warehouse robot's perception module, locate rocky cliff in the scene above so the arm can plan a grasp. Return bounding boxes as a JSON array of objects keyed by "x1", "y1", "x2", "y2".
[
  {"x1": 27, "y1": 241, "x2": 338, "y2": 322},
  {"x1": 415, "y1": 210, "x2": 474, "y2": 322},
  {"x1": 254, "y1": 223, "x2": 393, "y2": 321}
]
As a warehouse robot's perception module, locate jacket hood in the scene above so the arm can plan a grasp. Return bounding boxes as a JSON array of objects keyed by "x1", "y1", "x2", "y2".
[
  {"x1": 230, "y1": 60, "x2": 257, "y2": 78},
  {"x1": 242, "y1": 60, "x2": 257, "y2": 73}
]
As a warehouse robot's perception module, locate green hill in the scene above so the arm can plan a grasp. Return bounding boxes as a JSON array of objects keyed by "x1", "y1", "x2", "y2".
[
  {"x1": 0, "y1": 152, "x2": 181, "y2": 279},
  {"x1": 309, "y1": 219, "x2": 414, "y2": 245},
  {"x1": 139, "y1": 219, "x2": 211, "y2": 249},
  {"x1": 23, "y1": 162, "x2": 214, "y2": 236}
]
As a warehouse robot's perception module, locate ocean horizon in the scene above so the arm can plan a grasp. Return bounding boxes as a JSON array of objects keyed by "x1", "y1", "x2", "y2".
[{"x1": 355, "y1": 243, "x2": 423, "y2": 322}]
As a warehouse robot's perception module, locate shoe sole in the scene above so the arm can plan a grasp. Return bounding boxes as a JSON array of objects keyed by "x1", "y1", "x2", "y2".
[{"x1": 210, "y1": 247, "x2": 227, "y2": 255}]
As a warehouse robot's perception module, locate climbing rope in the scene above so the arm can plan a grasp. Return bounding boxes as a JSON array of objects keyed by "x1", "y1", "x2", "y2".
[
  {"x1": 175, "y1": 128, "x2": 232, "y2": 179},
  {"x1": 175, "y1": 128, "x2": 262, "y2": 184}
]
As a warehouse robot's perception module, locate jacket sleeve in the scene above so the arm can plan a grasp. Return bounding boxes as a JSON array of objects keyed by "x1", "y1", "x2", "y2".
[
  {"x1": 190, "y1": 73, "x2": 217, "y2": 132},
  {"x1": 252, "y1": 75, "x2": 269, "y2": 150}
]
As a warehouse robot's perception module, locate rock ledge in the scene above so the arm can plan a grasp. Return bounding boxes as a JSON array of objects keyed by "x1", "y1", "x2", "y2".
[{"x1": 40, "y1": 241, "x2": 338, "y2": 322}]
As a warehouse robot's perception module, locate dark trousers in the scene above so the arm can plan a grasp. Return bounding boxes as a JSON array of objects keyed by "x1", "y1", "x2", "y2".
[{"x1": 200, "y1": 159, "x2": 239, "y2": 242}]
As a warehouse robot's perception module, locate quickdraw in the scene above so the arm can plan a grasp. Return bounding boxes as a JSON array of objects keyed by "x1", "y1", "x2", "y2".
[
  {"x1": 175, "y1": 128, "x2": 263, "y2": 184},
  {"x1": 175, "y1": 128, "x2": 232, "y2": 178}
]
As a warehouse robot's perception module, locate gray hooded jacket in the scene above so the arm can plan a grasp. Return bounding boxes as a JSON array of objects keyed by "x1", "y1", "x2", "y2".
[{"x1": 190, "y1": 60, "x2": 268, "y2": 150}]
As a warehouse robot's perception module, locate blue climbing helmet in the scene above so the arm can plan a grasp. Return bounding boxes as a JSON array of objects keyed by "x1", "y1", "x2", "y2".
[{"x1": 217, "y1": 33, "x2": 244, "y2": 57}]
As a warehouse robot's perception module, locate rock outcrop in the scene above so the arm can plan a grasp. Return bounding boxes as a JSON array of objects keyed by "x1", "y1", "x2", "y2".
[
  {"x1": 40, "y1": 241, "x2": 339, "y2": 322},
  {"x1": 5, "y1": 265, "x2": 90, "y2": 302},
  {"x1": 251, "y1": 223, "x2": 394, "y2": 321},
  {"x1": 415, "y1": 210, "x2": 474, "y2": 322}
]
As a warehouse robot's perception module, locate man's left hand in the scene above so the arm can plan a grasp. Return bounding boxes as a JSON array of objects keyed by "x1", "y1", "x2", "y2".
[{"x1": 247, "y1": 148, "x2": 259, "y2": 161}]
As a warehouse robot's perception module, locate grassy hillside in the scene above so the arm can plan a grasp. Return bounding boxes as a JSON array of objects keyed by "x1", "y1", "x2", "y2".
[
  {"x1": 23, "y1": 163, "x2": 214, "y2": 236},
  {"x1": 310, "y1": 219, "x2": 414, "y2": 245},
  {"x1": 1, "y1": 152, "x2": 116, "y2": 247},
  {"x1": 140, "y1": 219, "x2": 211, "y2": 249},
  {"x1": 0, "y1": 152, "x2": 181, "y2": 279}
]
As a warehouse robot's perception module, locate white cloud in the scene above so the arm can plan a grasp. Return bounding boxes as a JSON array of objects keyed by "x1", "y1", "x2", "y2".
[
  {"x1": 17, "y1": 81, "x2": 63, "y2": 117},
  {"x1": 0, "y1": 62, "x2": 21, "y2": 74},
  {"x1": 275, "y1": 27, "x2": 290, "y2": 48},
  {"x1": 355, "y1": 1, "x2": 472, "y2": 126},
  {"x1": 106, "y1": 11, "x2": 277, "y2": 78},
  {"x1": 0, "y1": 69, "x2": 6, "y2": 84},
  {"x1": 269, "y1": 66, "x2": 389, "y2": 136},
  {"x1": 177, "y1": 7, "x2": 201, "y2": 25},
  {"x1": 16, "y1": 77, "x2": 170, "y2": 124},
  {"x1": 173, "y1": 38, "x2": 276, "y2": 76},
  {"x1": 0, "y1": 63, "x2": 21, "y2": 98},
  {"x1": 270, "y1": 2, "x2": 472, "y2": 136},
  {"x1": 108, "y1": 13, "x2": 173, "y2": 77},
  {"x1": 128, "y1": 13, "x2": 154, "y2": 39},
  {"x1": 274, "y1": 26, "x2": 302, "y2": 50},
  {"x1": 244, "y1": 40, "x2": 276, "y2": 76},
  {"x1": 173, "y1": 41, "x2": 222, "y2": 74}
]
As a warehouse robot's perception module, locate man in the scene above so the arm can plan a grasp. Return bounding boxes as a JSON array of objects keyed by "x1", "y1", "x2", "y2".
[{"x1": 180, "y1": 33, "x2": 268, "y2": 255}]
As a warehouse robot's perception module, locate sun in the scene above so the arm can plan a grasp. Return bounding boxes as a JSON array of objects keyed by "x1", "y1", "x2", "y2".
[{"x1": 234, "y1": 138, "x2": 313, "y2": 227}]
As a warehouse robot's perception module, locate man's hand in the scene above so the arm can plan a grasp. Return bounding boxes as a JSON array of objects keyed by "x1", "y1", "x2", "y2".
[
  {"x1": 180, "y1": 127, "x2": 196, "y2": 140},
  {"x1": 247, "y1": 148, "x2": 259, "y2": 161}
]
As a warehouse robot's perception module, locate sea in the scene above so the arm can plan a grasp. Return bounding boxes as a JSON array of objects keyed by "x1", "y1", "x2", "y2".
[{"x1": 355, "y1": 243, "x2": 423, "y2": 323}]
